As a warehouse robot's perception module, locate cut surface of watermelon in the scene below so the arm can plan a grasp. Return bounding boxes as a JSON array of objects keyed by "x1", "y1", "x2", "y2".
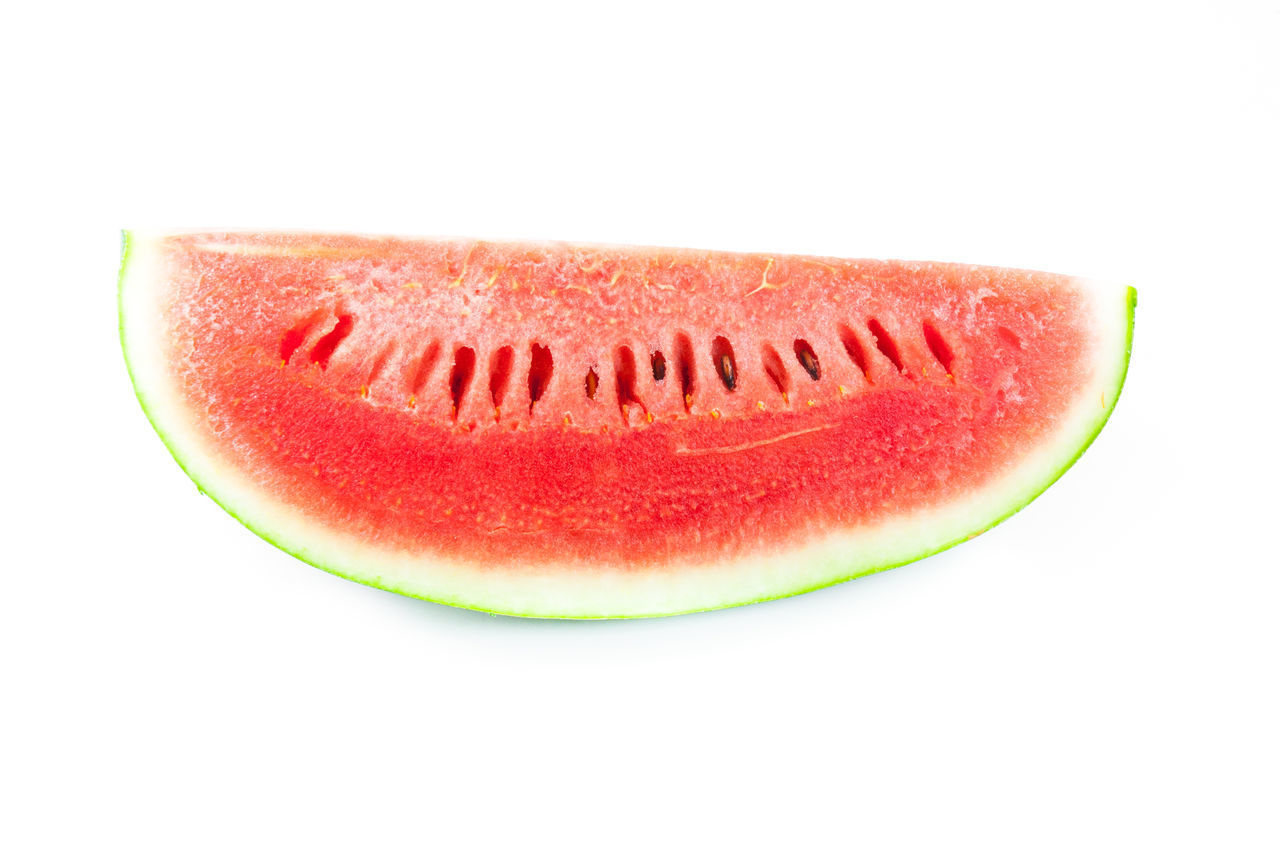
[{"x1": 119, "y1": 232, "x2": 1134, "y2": 618}]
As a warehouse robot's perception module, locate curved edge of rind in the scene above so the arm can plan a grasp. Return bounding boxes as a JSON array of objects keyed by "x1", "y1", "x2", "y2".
[
  {"x1": 121, "y1": 233, "x2": 1135, "y2": 619},
  {"x1": 754, "y1": 284, "x2": 1137, "y2": 612},
  {"x1": 119, "y1": 231, "x2": 209, "y2": 495}
]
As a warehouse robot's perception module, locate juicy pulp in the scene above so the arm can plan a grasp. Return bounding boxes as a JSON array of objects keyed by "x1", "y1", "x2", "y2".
[{"x1": 119, "y1": 232, "x2": 1134, "y2": 618}]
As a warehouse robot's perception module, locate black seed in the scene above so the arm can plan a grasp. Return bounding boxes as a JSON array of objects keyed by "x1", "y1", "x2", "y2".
[
  {"x1": 651, "y1": 351, "x2": 667, "y2": 382},
  {"x1": 712, "y1": 336, "x2": 737, "y2": 391},
  {"x1": 794, "y1": 339, "x2": 820, "y2": 381}
]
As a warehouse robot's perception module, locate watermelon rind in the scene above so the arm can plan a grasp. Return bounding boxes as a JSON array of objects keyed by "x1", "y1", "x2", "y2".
[{"x1": 119, "y1": 230, "x2": 1135, "y2": 618}]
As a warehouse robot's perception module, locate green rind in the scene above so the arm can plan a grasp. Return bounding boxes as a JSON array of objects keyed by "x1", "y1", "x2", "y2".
[{"x1": 120, "y1": 232, "x2": 1135, "y2": 619}]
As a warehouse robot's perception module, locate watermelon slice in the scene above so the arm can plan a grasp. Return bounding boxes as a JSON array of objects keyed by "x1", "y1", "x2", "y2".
[{"x1": 119, "y1": 232, "x2": 1134, "y2": 618}]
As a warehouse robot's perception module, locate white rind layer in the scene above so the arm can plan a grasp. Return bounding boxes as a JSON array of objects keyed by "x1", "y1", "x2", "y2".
[{"x1": 120, "y1": 231, "x2": 1135, "y2": 618}]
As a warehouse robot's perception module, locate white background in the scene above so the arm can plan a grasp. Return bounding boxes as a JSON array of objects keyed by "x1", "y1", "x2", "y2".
[{"x1": 3, "y1": 1, "x2": 1277, "y2": 847}]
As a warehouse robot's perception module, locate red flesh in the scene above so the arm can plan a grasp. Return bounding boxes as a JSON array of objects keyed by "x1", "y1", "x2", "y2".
[{"x1": 158, "y1": 234, "x2": 1088, "y2": 570}]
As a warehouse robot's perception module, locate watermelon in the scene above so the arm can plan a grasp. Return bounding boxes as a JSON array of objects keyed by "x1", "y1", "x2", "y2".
[{"x1": 119, "y1": 231, "x2": 1134, "y2": 618}]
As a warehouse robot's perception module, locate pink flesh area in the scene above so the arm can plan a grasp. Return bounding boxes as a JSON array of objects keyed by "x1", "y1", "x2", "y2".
[{"x1": 159, "y1": 234, "x2": 1088, "y2": 570}]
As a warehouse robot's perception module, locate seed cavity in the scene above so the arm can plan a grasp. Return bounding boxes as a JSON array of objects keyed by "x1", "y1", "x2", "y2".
[
  {"x1": 674, "y1": 332, "x2": 696, "y2": 410},
  {"x1": 836, "y1": 323, "x2": 871, "y2": 380},
  {"x1": 410, "y1": 340, "x2": 442, "y2": 398},
  {"x1": 585, "y1": 367, "x2": 599, "y2": 400},
  {"x1": 710, "y1": 336, "x2": 737, "y2": 391},
  {"x1": 309, "y1": 314, "x2": 355, "y2": 369},
  {"x1": 364, "y1": 342, "x2": 395, "y2": 394},
  {"x1": 527, "y1": 343, "x2": 554, "y2": 412},
  {"x1": 997, "y1": 326, "x2": 1022, "y2": 350},
  {"x1": 922, "y1": 321, "x2": 955, "y2": 376},
  {"x1": 793, "y1": 339, "x2": 821, "y2": 381},
  {"x1": 489, "y1": 345, "x2": 515, "y2": 415},
  {"x1": 614, "y1": 346, "x2": 644, "y2": 421},
  {"x1": 761, "y1": 344, "x2": 790, "y2": 399},
  {"x1": 280, "y1": 308, "x2": 327, "y2": 364},
  {"x1": 867, "y1": 319, "x2": 904, "y2": 374},
  {"x1": 448, "y1": 346, "x2": 477, "y2": 419},
  {"x1": 651, "y1": 350, "x2": 667, "y2": 382}
]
